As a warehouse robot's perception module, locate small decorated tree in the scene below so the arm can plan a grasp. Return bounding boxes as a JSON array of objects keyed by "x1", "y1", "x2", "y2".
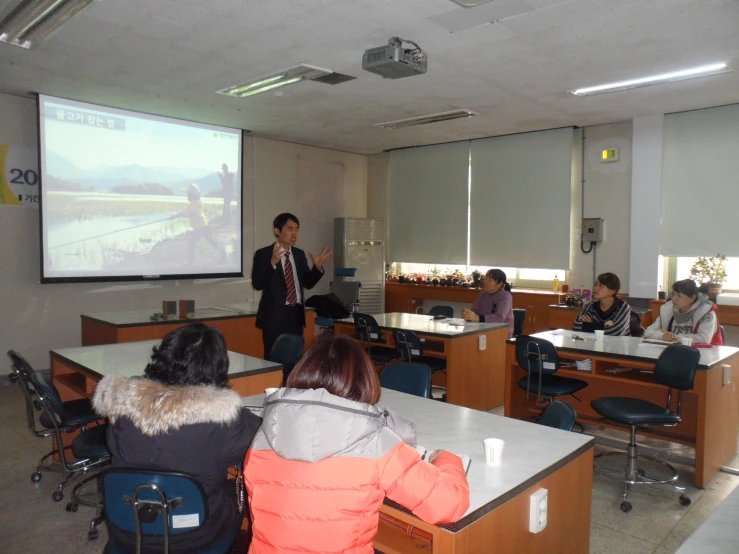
[{"x1": 690, "y1": 254, "x2": 727, "y2": 285}]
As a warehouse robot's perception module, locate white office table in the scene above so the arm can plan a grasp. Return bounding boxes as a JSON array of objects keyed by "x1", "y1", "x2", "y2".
[
  {"x1": 505, "y1": 330, "x2": 739, "y2": 487},
  {"x1": 242, "y1": 388, "x2": 595, "y2": 553},
  {"x1": 51, "y1": 339, "x2": 283, "y2": 403},
  {"x1": 334, "y1": 313, "x2": 510, "y2": 411}
]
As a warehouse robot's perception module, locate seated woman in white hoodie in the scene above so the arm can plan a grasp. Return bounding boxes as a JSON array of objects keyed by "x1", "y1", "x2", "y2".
[{"x1": 644, "y1": 279, "x2": 721, "y2": 345}]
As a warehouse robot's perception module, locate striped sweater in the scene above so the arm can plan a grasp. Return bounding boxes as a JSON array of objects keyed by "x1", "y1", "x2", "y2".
[{"x1": 572, "y1": 298, "x2": 633, "y2": 336}]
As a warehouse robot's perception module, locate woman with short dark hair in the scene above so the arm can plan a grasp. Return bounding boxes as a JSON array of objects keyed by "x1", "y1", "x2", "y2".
[
  {"x1": 94, "y1": 324, "x2": 261, "y2": 553},
  {"x1": 463, "y1": 268, "x2": 515, "y2": 337},
  {"x1": 573, "y1": 272, "x2": 634, "y2": 336},
  {"x1": 644, "y1": 279, "x2": 722, "y2": 344},
  {"x1": 244, "y1": 334, "x2": 470, "y2": 554}
]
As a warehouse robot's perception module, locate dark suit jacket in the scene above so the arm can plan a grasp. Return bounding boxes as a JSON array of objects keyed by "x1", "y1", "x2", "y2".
[{"x1": 252, "y1": 244, "x2": 324, "y2": 330}]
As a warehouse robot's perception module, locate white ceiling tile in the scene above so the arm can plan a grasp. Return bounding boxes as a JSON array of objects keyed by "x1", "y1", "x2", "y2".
[
  {"x1": 500, "y1": 0, "x2": 602, "y2": 34},
  {"x1": 429, "y1": 0, "x2": 534, "y2": 33}
]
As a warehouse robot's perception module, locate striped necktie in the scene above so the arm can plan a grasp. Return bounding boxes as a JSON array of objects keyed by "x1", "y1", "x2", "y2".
[{"x1": 284, "y1": 251, "x2": 298, "y2": 305}]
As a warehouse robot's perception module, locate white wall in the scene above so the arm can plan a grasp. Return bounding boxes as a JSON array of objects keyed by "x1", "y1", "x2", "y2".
[
  {"x1": 0, "y1": 93, "x2": 367, "y2": 368},
  {"x1": 569, "y1": 121, "x2": 633, "y2": 293}
]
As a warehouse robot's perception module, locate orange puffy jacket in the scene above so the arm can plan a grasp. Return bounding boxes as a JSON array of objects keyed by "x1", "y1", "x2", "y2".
[{"x1": 244, "y1": 388, "x2": 470, "y2": 554}]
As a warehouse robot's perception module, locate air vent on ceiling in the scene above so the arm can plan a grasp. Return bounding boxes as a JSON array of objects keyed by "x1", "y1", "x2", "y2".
[
  {"x1": 311, "y1": 72, "x2": 356, "y2": 85},
  {"x1": 374, "y1": 109, "x2": 478, "y2": 129},
  {"x1": 448, "y1": 0, "x2": 495, "y2": 7}
]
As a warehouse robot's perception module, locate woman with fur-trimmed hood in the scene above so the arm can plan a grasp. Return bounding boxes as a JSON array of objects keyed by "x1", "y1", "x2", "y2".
[{"x1": 93, "y1": 323, "x2": 261, "y2": 553}]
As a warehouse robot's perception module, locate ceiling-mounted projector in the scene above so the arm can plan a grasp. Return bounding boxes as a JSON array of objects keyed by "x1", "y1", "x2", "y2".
[{"x1": 362, "y1": 37, "x2": 427, "y2": 79}]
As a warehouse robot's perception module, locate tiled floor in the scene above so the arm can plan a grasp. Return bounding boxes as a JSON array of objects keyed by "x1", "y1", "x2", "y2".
[{"x1": 1, "y1": 380, "x2": 738, "y2": 554}]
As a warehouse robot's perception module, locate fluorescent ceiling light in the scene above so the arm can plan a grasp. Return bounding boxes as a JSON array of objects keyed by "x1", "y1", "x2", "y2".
[
  {"x1": 0, "y1": 0, "x2": 94, "y2": 49},
  {"x1": 374, "y1": 109, "x2": 478, "y2": 129},
  {"x1": 570, "y1": 62, "x2": 730, "y2": 96},
  {"x1": 217, "y1": 64, "x2": 333, "y2": 98}
]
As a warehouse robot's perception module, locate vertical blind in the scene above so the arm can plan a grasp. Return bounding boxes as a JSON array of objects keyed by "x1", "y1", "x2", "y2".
[
  {"x1": 388, "y1": 141, "x2": 470, "y2": 264},
  {"x1": 469, "y1": 127, "x2": 574, "y2": 269},
  {"x1": 661, "y1": 104, "x2": 739, "y2": 257}
]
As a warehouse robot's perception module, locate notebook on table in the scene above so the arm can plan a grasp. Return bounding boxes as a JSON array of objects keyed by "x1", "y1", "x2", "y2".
[{"x1": 415, "y1": 445, "x2": 471, "y2": 474}]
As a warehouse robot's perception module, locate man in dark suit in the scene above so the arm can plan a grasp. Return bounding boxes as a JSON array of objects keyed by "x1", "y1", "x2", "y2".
[{"x1": 252, "y1": 213, "x2": 332, "y2": 359}]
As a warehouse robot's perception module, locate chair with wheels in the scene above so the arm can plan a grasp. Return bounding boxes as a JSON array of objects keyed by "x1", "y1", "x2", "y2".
[
  {"x1": 591, "y1": 344, "x2": 700, "y2": 513},
  {"x1": 512, "y1": 309, "x2": 526, "y2": 336},
  {"x1": 352, "y1": 313, "x2": 398, "y2": 366},
  {"x1": 515, "y1": 335, "x2": 588, "y2": 405},
  {"x1": 536, "y1": 400, "x2": 577, "y2": 431},
  {"x1": 267, "y1": 333, "x2": 305, "y2": 381},
  {"x1": 102, "y1": 468, "x2": 240, "y2": 554},
  {"x1": 428, "y1": 305, "x2": 454, "y2": 319},
  {"x1": 7, "y1": 350, "x2": 107, "y2": 501},
  {"x1": 379, "y1": 363, "x2": 432, "y2": 398}
]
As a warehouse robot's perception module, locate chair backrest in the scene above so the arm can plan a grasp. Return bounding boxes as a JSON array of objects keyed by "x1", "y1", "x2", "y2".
[
  {"x1": 537, "y1": 400, "x2": 577, "y2": 431},
  {"x1": 330, "y1": 280, "x2": 362, "y2": 310},
  {"x1": 379, "y1": 363, "x2": 432, "y2": 398},
  {"x1": 515, "y1": 336, "x2": 559, "y2": 375},
  {"x1": 428, "y1": 305, "x2": 454, "y2": 318},
  {"x1": 512, "y1": 309, "x2": 527, "y2": 336},
  {"x1": 267, "y1": 334, "x2": 305, "y2": 378},
  {"x1": 353, "y1": 312, "x2": 381, "y2": 343},
  {"x1": 654, "y1": 344, "x2": 700, "y2": 391},
  {"x1": 7, "y1": 350, "x2": 48, "y2": 437},
  {"x1": 720, "y1": 325, "x2": 726, "y2": 343},
  {"x1": 29, "y1": 367, "x2": 67, "y2": 425},
  {"x1": 392, "y1": 329, "x2": 424, "y2": 361},
  {"x1": 103, "y1": 468, "x2": 208, "y2": 552}
]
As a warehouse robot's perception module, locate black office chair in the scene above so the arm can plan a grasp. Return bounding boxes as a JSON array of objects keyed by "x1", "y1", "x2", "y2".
[
  {"x1": 267, "y1": 333, "x2": 305, "y2": 381},
  {"x1": 513, "y1": 309, "x2": 527, "y2": 336},
  {"x1": 7, "y1": 350, "x2": 106, "y2": 500},
  {"x1": 68, "y1": 423, "x2": 111, "y2": 540},
  {"x1": 537, "y1": 400, "x2": 578, "y2": 431},
  {"x1": 515, "y1": 335, "x2": 588, "y2": 405},
  {"x1": 379, "y1": 363, "x2": 432, "y2": 398},
  {"x1": 392, "y1": 329, "x2": 446, "y2": 373},
  {"x1": 428, "y1": 305, "x2": 454, "y2": 318},
  {"x1": 720, "y1": 325, "x2": 725, "y2": 344},
  {"x1": 102, "y1": 468, "x2": 240, "y2": 554},
  {"x1": 591, "y1": 344, "x2": 700, "y2": 512},
  {"x1": 352, "y1": 312, "x2": 398, "y2": 365}
]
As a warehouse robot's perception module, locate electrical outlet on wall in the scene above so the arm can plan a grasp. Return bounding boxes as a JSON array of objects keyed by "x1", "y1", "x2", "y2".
[
  {"x1": 478, "y1": 335, "x2": 486, "y2": 350},
  {"x1": 529, "y1": 488, "x2": 548, "y2": 533}
]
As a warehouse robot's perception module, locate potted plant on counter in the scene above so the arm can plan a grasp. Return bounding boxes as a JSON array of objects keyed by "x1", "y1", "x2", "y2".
[{"x1": 690, "y1": 254, "x2": 727, "y2": 301}]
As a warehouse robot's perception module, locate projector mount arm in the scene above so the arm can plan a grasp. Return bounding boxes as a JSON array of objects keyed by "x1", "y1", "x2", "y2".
[{"x1": 388, "y1": 37, "x2": 426, "y2": 59}]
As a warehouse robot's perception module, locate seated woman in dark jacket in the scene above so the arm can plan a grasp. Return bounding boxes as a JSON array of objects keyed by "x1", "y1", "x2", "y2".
[
  {"x1": 573, "y1": 272, "x2": 634, "y2": 336},
  {"x1": 93, "y1": 323, "x2": 261, "y2": 553}
]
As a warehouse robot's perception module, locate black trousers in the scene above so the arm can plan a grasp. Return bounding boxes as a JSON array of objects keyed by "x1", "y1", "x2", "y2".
[{"x1": 262, "y1": 304, "x2": 304, "y2": 360}]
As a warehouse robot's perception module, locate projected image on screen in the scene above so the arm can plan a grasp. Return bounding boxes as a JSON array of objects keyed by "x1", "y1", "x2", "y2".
[{"x1": 39, "y1": 95, "x2": 243, "y2": 282}]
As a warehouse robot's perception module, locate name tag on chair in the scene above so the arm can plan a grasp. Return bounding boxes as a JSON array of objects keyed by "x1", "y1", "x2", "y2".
[
  {"x1": 411, "y1": 349, "x2": 421, "y2": 356},
  {"x1": 172, "y1": 513, "x2": 200, "y2": 529},
  {"x1": 543, "y1": 362, "x2": 556, "y2": 370},
  {"x1": 370, "y1": 333, "x2": 378, "y2": 340}
]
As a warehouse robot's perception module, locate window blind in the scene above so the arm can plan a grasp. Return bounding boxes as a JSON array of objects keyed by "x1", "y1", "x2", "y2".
[
  {"x1": 469, "y1": 127, "x2": 574, "y2": 268},
  {"x1": 388, "y1": 141, "x2": 469, "y2": 264},
  {"x1": 661, "y1": 104, "x2": 739, "y2": 257}
]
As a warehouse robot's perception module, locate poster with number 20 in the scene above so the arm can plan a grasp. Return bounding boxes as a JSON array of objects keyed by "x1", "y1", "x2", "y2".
[{"x1": 0, "y1": 144, "x2": 39, "y2": 207}]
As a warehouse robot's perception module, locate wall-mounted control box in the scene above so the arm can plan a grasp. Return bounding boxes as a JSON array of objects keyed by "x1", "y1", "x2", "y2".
[{"x1": 582, "y1": 218, "x2": 604, "y2": 242}]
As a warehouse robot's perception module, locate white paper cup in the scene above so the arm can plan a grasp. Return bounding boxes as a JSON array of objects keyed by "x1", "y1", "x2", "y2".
[
  {"x1": 483, "y1": 438, "x2": 505, "y2": 465},
  {"x1": 264, "y1": 387, "x2": 279, "y2": 396},
  {"x1": 594, "y1": 330, "x2": 605, "y2": 340},
  {"x1": 678, "y1": 337, "x2": 692, "y2": 346}
]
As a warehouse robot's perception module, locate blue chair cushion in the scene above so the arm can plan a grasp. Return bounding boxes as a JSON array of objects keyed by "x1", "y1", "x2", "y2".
[
  {"x1": 592, "y1": 397, "x2": 682, "y2": 426},
  {"x1": 517, "y1": 375, "x2": 588, "y2": 397},
  {"x1": 72, "y1": 424, "x2": 110, "y2": 459},
  {"x1": 314, "y1": 316, "x2": 335, "y2": 327},
  {"x1": 39, "y1": 398, "x2": 99, "y2": 429}
]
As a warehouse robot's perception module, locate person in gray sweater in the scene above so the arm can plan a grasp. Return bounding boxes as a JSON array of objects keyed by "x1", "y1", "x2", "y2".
[{"x1": 644, "y1": 279, "x2": 719, "y2": 344}]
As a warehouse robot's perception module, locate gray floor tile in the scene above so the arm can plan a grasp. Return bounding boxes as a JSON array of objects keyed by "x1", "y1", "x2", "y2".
[{"x1": 590, "y1": 523, "x2": 658, "y2": 554}]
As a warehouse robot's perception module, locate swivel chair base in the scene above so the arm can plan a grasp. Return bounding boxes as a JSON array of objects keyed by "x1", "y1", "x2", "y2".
[
  {"x1": 593, "y1": 426, "x2": 690, "y2": 512},
  {"x1": 67, "y1": 471, "x2": 107, "y2": 540}
]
